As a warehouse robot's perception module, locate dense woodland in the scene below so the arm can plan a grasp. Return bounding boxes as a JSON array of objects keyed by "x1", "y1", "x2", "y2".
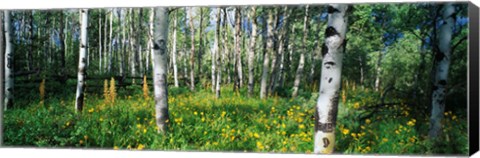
[{"x1": 0, "y1": 2, "x2": 469, "y2": 155}]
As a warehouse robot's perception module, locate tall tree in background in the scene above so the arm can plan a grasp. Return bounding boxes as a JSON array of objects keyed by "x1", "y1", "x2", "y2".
[
  {"x1": 216, "y1": 8, "x2": 225, "y2": 98},
  {"x1": 75, "y1": 9, "x2": 89, "y2": 112},
  {"x1": 428, "y1": 3, "x2": 455, "y2": 139},
  {"x1": 260, "y1": 8, "x2": 274, "y2": 99},
  {"x1": 172, "y1": 10, "x2": 179, "y2": 87},
  {"x1": 247, "y1": 6, "x2": 257, "y2": 97},
  {"x1": 212, "y1": 8, "x2": 219, "y2": 94},
  {"x1": 189, "y1": 7, "x2": 196, "y2": 91},
  {"x1": 314, "y1": 4, "x2": 349, "y2": 154},
  {"x1": 292, "y1": 5, "x2": 309, "y2": 98},
  {"x1": 4, "y1": 11, "x2": 13, "y2": 110},
  {"x1": 233, "y1": 7, "x2": 244, "y2": 91},
  {"x1": 152, "y1": 7, "x2": 170, "y2": 133},
  {"x1": 0, "y1": 11, "x2": 4, "y2": 146}
]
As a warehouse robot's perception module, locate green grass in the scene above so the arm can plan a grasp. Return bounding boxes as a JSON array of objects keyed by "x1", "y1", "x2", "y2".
[{"x1": 3, "y1": 83, "x2": 468, "y2": 155}]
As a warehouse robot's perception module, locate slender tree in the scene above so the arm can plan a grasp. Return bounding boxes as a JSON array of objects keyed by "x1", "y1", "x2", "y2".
[
  {"x1": 152, "y1": 7, "x2": 170, "y2": 133},
  {"x1": 247, "y1": 6, "x2": 257, "y2": 97},
  {"x1": 189, "y1": 7, "x2": 196, "y2": 91},
  {"x1": 260, "y1": 8, "x2": 274, "y2": 99},
  {"x1": 212, "y1": 9, "x2": 219, "y2": 93},
  {"x1": 234, "y1": 7, "x2": 244, "y2": 91},
  {"x1": 4, "y1": 11, "x2": 13, "y2": 110},
  {"x1": 108, "y1": 9, "x2": 114, "y2": 74},
  {"x1": 429, "y1": 3, "x2": 455, "y2": 139},
  {"x1": 314, "y1": 4, "x2": 349, "y2": 154},
  {"x1": 172, "y1": 10, "x2": 179, "y2": 87},
  {"x1": 292, "y1": 5, "x2": 309, "y2": 98},
  {"x1": 75, "y1": 9, "x2": 89, "y2": 112},
  {"x1": 0, "y1": 11, "x2": 4, "y2": 146}
]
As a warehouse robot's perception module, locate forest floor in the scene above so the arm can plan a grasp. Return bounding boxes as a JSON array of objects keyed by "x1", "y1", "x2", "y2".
[{"x1": 3, "y1": 80, "x2": 469, "y2": 155}]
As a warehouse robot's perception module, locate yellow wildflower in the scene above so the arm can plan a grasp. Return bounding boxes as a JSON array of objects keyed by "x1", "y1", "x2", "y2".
[
  {"x1": 256, "y1": 141, "x2": 264, "y2": 150},
  {"x1": 113, "y1": 146, "x2": 119, "y2": 150},
  {"x1": 342, "y1": 129, "x2": 350, "y2": 135},
  {"x1": 382, "y1": 138, "x2": 388, "y2": 142},
  {"x1": 353, "y1": 102, "x2": 360, "y2": 109},
  {"x1": 253, "y1": 133, "x2": 260, "y2": 138},
  {"x1": 365, "y1": 119, "x2": 371, "y2": 124},
  {"x1": 137, "y1": 144, "x2": 145, "y2": 150},
  {"x1": 299, "y1": 124, "x2": 305, "y2": 129}
]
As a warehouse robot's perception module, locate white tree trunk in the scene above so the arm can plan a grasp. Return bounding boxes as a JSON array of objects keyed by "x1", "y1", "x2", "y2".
[
  {"x1": 153, "y1": 7, "x2": 170, "y2": 133},
  {"x1": 4, "y1": 11, "x2": 13, "y2": 110},
  {"x1": 108, "y1": 9, "x2": 113, "y2": 73},
  {"x1": 292, "y1": 5, "x2": 309, "y2": 98},
  {"x1": 234, "y1": 7, "x2": 243, "y2": 90},
  {"x1": 374, "y1": 51, "x2": 382, "y2": 91},
  {"x1": 314, "y1": 4, "x2": 348, "y2": 154},
  {"x1": 172, "y1": 10, "x2": 179, "y2": 87},
  {"x1": 98, "y1": 15, "x2": 102, "y2": 73},
  {"x1": 260, "y1": 9, "x2": 274, "y2": 99},
  {"x1": 212, "y1": 9, "x2": 219, "y2": 93},
  {"x1": 0, "y1": 11, "x2": 4, "y2": 146},
  {"x1": 429, "y1": 3, "x2": 455, "y2": 139},
  {"x1": 149, "y1": 8, "x2": 155, "y2": 72},
  {"x1": 75, "y1": 9, "x2": 89, "y2": 112},
  {"x1": 247, "y1": 7, "x2": 257, "y2": 97},
  {"x1": 189, "y1": 7, "x2": 196, "y2": 91},
  {"x1": 216, "y1": 8, "x2": 226, "y2": 98}
]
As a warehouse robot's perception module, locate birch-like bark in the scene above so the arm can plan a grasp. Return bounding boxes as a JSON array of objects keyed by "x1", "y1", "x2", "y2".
[
  {"x1": 269, "y1": 7, "x2": 290, "y2": 95},
  {"x1": 223, "y1": 8, "x2": 230, "y2": 85},
  {"x1": 103, "y1": 11, "x2": 108, "y2": 73},
  {"x1": 212, "y1": 9, "x2": 218, "y2": 92},
  {"x1": 314, "y1": 4, "x2": 348, "y2": 154},
  {"x1": 120, "y1": 9, "x2": 126, "y2": 78},
  {"x1": 189, "y1": 7, "x2": 196, "y2": 91},
  {"x1": 374, "y1": 51, "x2": 382, "y2": 92},
  {"x1": 260, "y1": 9, "x2": 274, "y2": 99},
  {"x1": 172, "y1": 10, "x2": 179, "y2": 87},
  {"x1": 28, "y1": 12, "x2": 34, "y2": 74},
  {"x1": 197, "y1": 8, "x2": 204, "y2": 75},
  {"x1": 0, "y1": 11, "x2": 4, "y2": 145},
  {"x1": 292, "y1": 5, "x2": 309, "y2": 98},
  {"x1": 215, "y1": 8, "x2": 223, "y2": 98},
  {"x1": 149, "y1": 8, "x2": 155, "y2": 72},
  {"x1": 75, "y1": 9, "x2": 89, "y2": 112},
  {"x1": 4, "y1": 11, "x2": 13, "y2": 110},
  {"x1": 153, "y1": 7, "x2": 170, "y2": 133},
  {"x1": 98, "y1": 14, "x2": 102, "y2": 73},
  {"x1": 247, "y1": 7, "x2": 257, "y2": 97},
  {"x1": 108, "y1": 9, "x2": 113, "y2": 73},
  {"x1": 234, "y1": 7, "x2": 244, "y2": 90},
  {"x1": 429, "y1": 3, "x2": 455, "y2": 139}
]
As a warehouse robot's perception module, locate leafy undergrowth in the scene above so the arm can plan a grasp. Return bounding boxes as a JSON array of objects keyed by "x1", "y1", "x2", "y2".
[{"x1": 3, "y1": 84, "x2": 468, "y2": 155}]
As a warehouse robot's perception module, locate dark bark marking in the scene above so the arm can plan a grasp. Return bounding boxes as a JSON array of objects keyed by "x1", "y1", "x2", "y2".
[
  {"x1": 328, "y1": 78, "x2": 332, "y2": 83},
  {"x1": 327, "y1": 90, "x2": 339, "y2": 124},
  {"x1": 324, "y1": 61, "x2": 335, "y2": 69},
  {"x1": 342, "y1": 39, "x2": 347, "y2": 52},
  {"x1": 323, "y1": 137, "x2": 330, "y2": 148},
  {"x1": 435, "y1": 51, "x2": 445, "y2": 61},
  {"x1": 439, "y1": 80, "x2": 447, "y2": 86},
  {"x1": 327, "y1": 6, "x2": 340, "y2": 14},
  {"x1": 325, "y1": 26, "x2": 339, "y2": 38},
  {"x1": 321, "y1": 43, "x2": 328, "y2": 57}
]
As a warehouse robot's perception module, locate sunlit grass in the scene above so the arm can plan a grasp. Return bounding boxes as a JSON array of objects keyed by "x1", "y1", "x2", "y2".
[{"x1": 3, "y1": 84, "x2": 468, "y2": 155}]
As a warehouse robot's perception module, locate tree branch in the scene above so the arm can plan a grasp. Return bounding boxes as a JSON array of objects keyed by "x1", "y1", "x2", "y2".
[{"x1": 452, "y1": 36, "x2": 467, "y2": 53}]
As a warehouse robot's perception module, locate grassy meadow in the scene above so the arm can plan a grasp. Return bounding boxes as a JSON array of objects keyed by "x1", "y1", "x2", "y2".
[{"x1": 3, "y1": 78, "x2": 468, "y2": 155}]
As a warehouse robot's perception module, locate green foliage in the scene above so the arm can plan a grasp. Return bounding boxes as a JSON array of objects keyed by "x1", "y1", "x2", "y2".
[{"x1": 4, "y1": 84, "x2": 468, "y2": 155}]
